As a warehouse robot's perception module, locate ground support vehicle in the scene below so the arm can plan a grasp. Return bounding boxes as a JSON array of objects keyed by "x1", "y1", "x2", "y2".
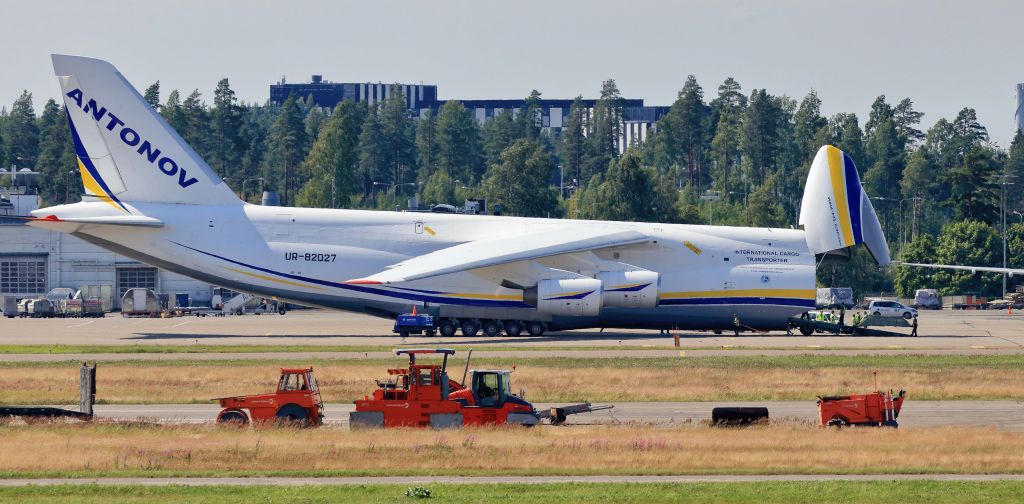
[
  {"x1": 0, "y1": 363, "x2": 95, "y2": 422},
  {"x1": 1, "y1": 296, "x2": 17, "y2": 318},
  {"x1": 352, "y1": 349, "x2": 608, "y2": 428},
  {"x1": 214, "y1": 367, "x2": 324, "y2": 427},
  {"x1": 818, "y1": 389, "x2": 905, "y2": 428},
  {"x1": 393, "y1": 311, "x2": 435, "y2": 337},
  {"x1": 787, "y1": 314, "x2": 910, "y2": 337}
]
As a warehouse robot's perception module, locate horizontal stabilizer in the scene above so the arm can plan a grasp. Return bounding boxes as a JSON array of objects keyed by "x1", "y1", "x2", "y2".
[{"x1": 799, "y1": 145, "x2": 890, "y2": 265}]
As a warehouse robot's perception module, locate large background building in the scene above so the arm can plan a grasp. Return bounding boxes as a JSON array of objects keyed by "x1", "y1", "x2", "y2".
[{"x1": 270, "y1": 77, "x2": 670, "y2": 152}]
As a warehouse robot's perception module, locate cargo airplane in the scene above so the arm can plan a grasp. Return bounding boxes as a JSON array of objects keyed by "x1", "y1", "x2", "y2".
[{"x1": 28, "y1": 55, "x2": 890, "y2": 337}]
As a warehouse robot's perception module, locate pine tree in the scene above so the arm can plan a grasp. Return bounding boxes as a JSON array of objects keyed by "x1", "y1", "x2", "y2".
[
  {"x1": 1005, "y1": 129, "x2": 1024, "y2": 213},
  {"x1": 792, "y1": 90, "x2": 827, "y2": 166},
  {"x1": 587, "y1": 79, "x2": 624, "y2": 179},
  {"x1": 162, "y1": 90, "x2": 187, "y2": 134},
  {"x1": 357, "y1": 106, "x2": 385, "y2": 200},
  {"x1": 295, "y1": 101, "x2": 362, "y2": 208},
  {"x1": 143, "y1": 81, "x2": 161, "y2": 110},
  {"x1": 435, "y1": 101, "x2": 483, "y2": 183},
  {"x1": 4, "y1": 91, "x2": 39, "y2": 167},
  {"x1": 709, "y1": 78, "x2": 746, "y2": 196},
  {"x1": 559, "y1": 96, "x2": 587, "y2": 192},
  {"x1": 267, "y1": 94, "x2": 308, "y2": 205},
  {"x1": 34, "y1": 100, "x2": 76, "y2": 204},
  {"x1": 211, "y1": 79, "x2": 243, "y2": 180},
  {"x1": 414, "y1": 109, "x2": 438, "y2": 181},
  {"x1": 481, "y1": 109, "x2": 520, "y2": 167},
  {"x1": 378, "y1": 85, "x2": 415, "y2": 191},
  {"x1": 181, "y1": 90, "x2": 211, "y2": 160},
  {"x1": 481, "y1": 139, "x2": 559, "y2": 217}
]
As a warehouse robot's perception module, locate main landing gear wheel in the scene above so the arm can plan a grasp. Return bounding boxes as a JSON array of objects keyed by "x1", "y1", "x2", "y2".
[
  {"x1": 503, "y1": 320, "x2": 523, "y2": 336},
  {"x1": 438, "y1": 319, "x2": 458, "y2": 337},
  {"x1": 799, "y1": 326, "x2": 814, "y2": 336},
  {"x1": 526, "y1": 321, "x2": 545, "y2": 336},
  {"x1": 275, "y1": 404, "x2": 309, "y2": 427},
  {"x1": 482, "y1": 320, "x2": 501, "y2": 337},
  {"x1": 460, "y1": 319, "x2": 480, "y2": 337}
]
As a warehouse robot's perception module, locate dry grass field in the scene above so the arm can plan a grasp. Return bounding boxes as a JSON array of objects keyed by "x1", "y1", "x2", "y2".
[
  {"x1": 0, "y1": 355, "x2": 1022, "y2": 404},
  {"x1": 0, "y1": 422, "x2": 1022, "y2": 477}
]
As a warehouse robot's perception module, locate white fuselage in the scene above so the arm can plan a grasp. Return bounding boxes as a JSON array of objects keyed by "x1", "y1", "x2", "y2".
[{"x1": 36, "y1": 201, "x2": 817, "y2": 330}]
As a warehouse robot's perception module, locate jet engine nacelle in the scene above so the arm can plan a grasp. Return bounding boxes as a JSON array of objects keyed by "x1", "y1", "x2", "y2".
[
  {"x1": 525, "y1": 278, "x2": 603, "y2": 317},
  {"x1": 596, "y1": 270, "x2": 660, "y2": 308}
]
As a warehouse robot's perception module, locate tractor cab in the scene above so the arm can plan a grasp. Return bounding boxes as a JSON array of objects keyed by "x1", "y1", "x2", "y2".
[
  {"x1": 277, "y1": 368, "x2": 324, "y2": 417},
  {"x1": 469, "y1": 370, "x2": 512, "y2": 408}
]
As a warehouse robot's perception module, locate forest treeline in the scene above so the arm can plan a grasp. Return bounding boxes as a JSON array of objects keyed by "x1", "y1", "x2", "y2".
[{"x1": 1, "y1": 75, "x2": 1023, "y2": 297}]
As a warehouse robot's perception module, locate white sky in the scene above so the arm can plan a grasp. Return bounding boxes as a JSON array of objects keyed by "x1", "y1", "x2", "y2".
[{"x1": 2, "y1": 0, "x2": 1022, "y2": 146}]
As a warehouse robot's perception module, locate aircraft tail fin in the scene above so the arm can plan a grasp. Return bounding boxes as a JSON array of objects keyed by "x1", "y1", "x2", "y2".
[
  {"x1": 799, "y1": 145, "x2": 890, "y2": 265},
  {"x1": 52, "y1": 54, "x2": 240, "y2": 211}
]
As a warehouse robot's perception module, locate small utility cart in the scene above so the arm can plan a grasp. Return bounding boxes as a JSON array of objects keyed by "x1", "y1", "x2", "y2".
[{"x1": 393, "y1": 308, "x2": 435, "y2": 337}]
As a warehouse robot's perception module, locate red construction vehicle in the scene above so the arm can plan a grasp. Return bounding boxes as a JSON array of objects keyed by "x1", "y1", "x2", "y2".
[
  {"x1": 352, "y1": 349, "x2": 608, "y2": 428},
  {"x1": 214, "y1": 367, "x2": 324, "y2": 427},
  {"x1": 818, "y1": 386, "x2": 906, "y2": 428}
]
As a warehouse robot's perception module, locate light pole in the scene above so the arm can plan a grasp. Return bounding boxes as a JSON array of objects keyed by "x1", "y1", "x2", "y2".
[
  {"x1": 997, "y1": 175, "x2": 1018, "y2": 297},
  {"x1": 701, "y1": 190, "x2": 721, "y2": 225}
]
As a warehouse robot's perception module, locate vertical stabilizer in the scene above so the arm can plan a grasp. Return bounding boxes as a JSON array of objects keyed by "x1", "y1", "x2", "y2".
[
  {"x1": 52, "y1": 54, "x2": 240, "y2": 209},
  {"x1": 799, "y1": 145, "x2": 890, "y2": 265}
]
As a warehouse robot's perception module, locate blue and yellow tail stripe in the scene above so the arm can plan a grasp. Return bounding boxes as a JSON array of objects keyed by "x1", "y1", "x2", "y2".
[
  {"x1": 825, "y1": 145, "x2": 864, "y2": 248},
  {"x1": 66, "y1": 110, "x2": 129, "y2": 213}
]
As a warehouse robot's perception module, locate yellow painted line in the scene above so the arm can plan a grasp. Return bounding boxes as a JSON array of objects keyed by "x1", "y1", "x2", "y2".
[
  {"x1": 887, "y1": 345, "x2": 903, "y2": 349},
  {"x1": 827, "y1": 146, "x2": 855, "y2": 246},
  {"x1": 423, "y1": 226, "x2": 436, "y2": 236},
  {"x1": 223, "y1": 266, "x2": 324, "y2": 290},
  {"x1": 807, "y1": 345, "x2": 822, "y2": 348},
  {"x1": 971, "y1": 345, "x2": 987, "y2": 349},
  {"x1": 722, "y1": 345, "x2": 734, "y2": 349},
  {"x1": 660, "y1": 289, "x2": 816, "y2": 300},
  {"x1": 678, "y1": 351, "x2": 686, "y2": 357}
]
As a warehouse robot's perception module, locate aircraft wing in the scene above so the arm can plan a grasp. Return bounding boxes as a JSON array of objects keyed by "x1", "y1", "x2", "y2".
[
  {"x1": 898, "y1": 262, "x2": 1022, "y2": 276},
  {"x1": 346, "y1": 227, "x2": 651, "y2": 284}
]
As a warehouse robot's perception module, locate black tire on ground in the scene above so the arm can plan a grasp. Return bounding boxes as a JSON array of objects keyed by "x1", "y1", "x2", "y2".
[
  {"x1": 902, "y1": 311, "x2": 913, "y2": 320},
  {"x1": 460, "y1": 319, "x2": 480, "y2": 337},
  {"x1": 217, "y1": 410, "x2": 249, "y2": 426},
  {"x1": 438, "y1": 319, "x2": 457, "y2": 337},
  {"x1": 426, "y1": 329, "x2": 436, "y2": 337},
  {"x1": 711, "y1": 407, "x2": 769, "y2": 426},
  {"x1": 526, "y1": 321, "x2": 545, "y2": 336},
  {"x1": 482, "y1": 320, "x2": 501, "y2": 337},
  {"x1": 873, "y1": 311, "x2": 881, "y2": 317},
  {"x1": 278, "y1": 305, "x2": 286, "y2": 315},
  {"x1": 398, "y1": 330, "x2": 409, "y2": 338},
  {"x1": 799, "y1": 326, "x2": 814, "y2": 336},
  {"x1": 504, "y1": 320, "x2": 523, "y2": 337},
  {"x1": 826, "y1": 416, "x2": 849, "y2": 428},
  {"x1": 275, "y1": 404, "x2": 310, "y2": 427}
]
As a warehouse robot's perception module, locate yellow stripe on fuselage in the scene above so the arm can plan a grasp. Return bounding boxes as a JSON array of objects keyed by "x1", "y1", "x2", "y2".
[
  {"x1": 659, "y1": 288, "x2": 815, "y2": 300},
  {"x1": 78, "y1": 158, "x2": 124, "y2": 212},
  {"x1": 826, "y1": 146, "x2": 855, "y2": 247},
  {"x1": 441, "y1": 292, "x2": 523, "y2": 301},
  {"x1": 223, "y1": 266, "x2": 325, "y2": 290}
]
